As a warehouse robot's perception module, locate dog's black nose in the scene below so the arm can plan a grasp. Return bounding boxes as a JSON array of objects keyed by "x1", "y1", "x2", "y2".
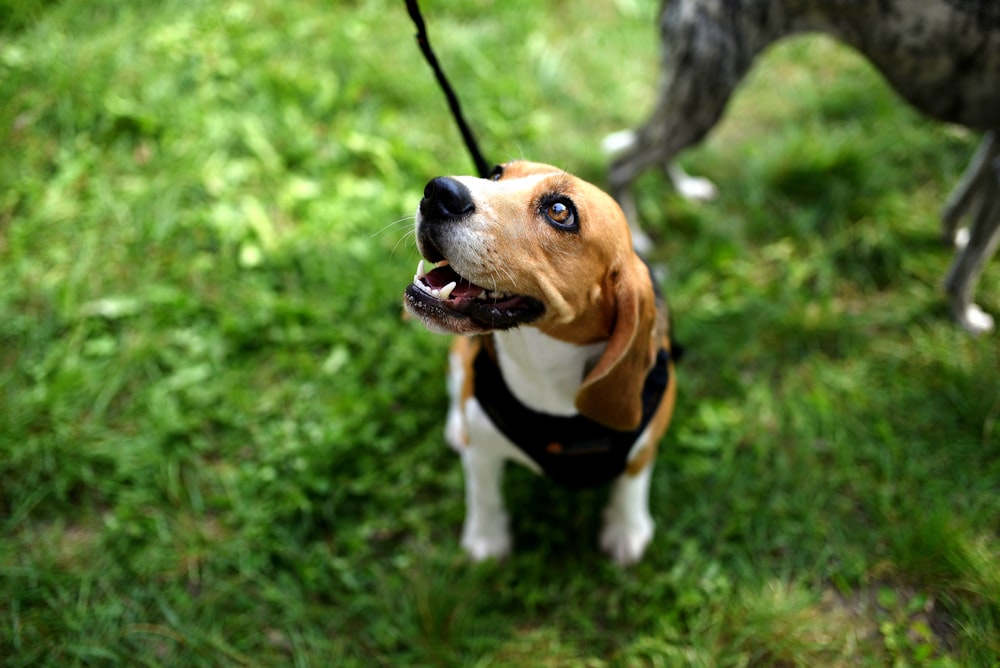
[{"x1": 420, "y1": 177, "x2": 474, "y2": 220}]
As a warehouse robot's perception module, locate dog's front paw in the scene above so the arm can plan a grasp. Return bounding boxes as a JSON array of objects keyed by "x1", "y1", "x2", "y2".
[
  {"x1": 461, "y1": 516, "x2": 511, "y2": 562},
  {"x1": 600, "y1": 513, "x2": 654, "y2": 567},
  {"x1": 957, "y1": 303, "x2": 995, "y2": 335}
]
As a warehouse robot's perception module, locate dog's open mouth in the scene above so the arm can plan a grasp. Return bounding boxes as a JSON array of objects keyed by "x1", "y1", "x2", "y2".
[{"x1": 404, "y1": 259, "x2": 544, "y2": 333}]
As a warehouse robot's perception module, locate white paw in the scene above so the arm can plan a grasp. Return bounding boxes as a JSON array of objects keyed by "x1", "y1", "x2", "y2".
[
  {"x1": 602, "y1": 129, "x2": 637, "y2": 158},
  {"x1": 954, "y1": 227, "x2": 970, "y2": 250},
  {"x1": 667, "y1": 163, "x2": 718, "y2": 202},
  {"x1": 600, "y1": 513, "x2": 654, "y2": 567},
  {"x1": 674, "y1": 174, "x2": 718, "y2": 202},
  {"x1": 461, "y1": 517, "x2": 511, "y2": 562},
  {"x1": 958, "y1": 303, "x2": 995, "y2": 335}
]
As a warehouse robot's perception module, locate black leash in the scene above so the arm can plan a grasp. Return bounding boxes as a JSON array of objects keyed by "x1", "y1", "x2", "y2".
[{"x1": 404, "y1": 0, "x2": 491, "y2": 178}]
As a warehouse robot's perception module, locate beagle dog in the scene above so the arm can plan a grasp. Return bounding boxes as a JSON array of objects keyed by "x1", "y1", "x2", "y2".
[
  {"x1": 403, "y1": 161, "x2": 677, "y2": 565},
  {"x1": 606, "y1": 0, "x2": 1000, "y2": 334}
]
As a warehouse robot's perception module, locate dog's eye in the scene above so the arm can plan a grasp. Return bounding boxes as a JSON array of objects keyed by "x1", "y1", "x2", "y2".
[
  {"x1": 487, "y1": 164, "x2": 504, "y2": 181},
  {"x1": 548, "y1": 202, "x2": 571, "y2": 223},
  {"x1": 543, "y1": 198, "x2": 578, "y2": 231}
]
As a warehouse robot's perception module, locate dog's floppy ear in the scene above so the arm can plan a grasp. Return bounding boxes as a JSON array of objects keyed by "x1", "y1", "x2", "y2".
[{"x1": 575, "y1": 261, "x2": 657, "y2": 431}]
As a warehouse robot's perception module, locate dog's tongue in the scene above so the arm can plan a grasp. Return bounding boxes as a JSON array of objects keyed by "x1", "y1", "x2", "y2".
[{"x1": 425, "y1": 264, "x2": 485, "y2": 300}]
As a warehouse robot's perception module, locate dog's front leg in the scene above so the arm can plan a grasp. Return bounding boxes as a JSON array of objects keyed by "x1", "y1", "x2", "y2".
[
  {"x1": 600, "y1": 463, "x2": 655, "y2": 567},
  {"x1": 459, "y1": 443, "x2": 511, "y2": 561}
]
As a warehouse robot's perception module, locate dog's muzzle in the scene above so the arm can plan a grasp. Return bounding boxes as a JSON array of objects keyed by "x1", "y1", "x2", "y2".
[{"x1": 404, "y1": 176, "x2": 544, "y2": 333}]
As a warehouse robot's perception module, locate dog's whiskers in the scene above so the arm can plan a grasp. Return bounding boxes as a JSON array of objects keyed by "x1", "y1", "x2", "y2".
[
  {"x1": 493, "y1": 264, "x2": 518, "y2": 297},
  {"x1": 371, "y1": 215, "x2": 416, "y2": 239},
  {"x1": 388, "y1": 228, "x2": 418, "y2": 260}
]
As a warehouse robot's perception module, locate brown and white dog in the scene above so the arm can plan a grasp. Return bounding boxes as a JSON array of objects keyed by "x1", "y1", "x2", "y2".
[
  {"x1": 403, "y1": 160, "x2": 677, "y2": 565},
  {"x1": 606, "y1": 0, "x2": 1000, "y2": 334}
]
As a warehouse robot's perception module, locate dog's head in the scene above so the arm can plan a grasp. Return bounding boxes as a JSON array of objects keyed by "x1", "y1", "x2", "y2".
[{"x1": 404, "y1": 160, "x2": 660, "y2": 430}]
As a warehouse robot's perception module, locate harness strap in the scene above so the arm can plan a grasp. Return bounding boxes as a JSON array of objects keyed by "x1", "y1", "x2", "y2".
[{"x1": 473, "y1": 343, "x2": 671, "y2": 488}]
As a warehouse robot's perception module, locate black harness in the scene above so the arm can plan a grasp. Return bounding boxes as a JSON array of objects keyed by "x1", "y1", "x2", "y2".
[{"x1": 473, "y1": 343, "x2": 671, "y2": 489}]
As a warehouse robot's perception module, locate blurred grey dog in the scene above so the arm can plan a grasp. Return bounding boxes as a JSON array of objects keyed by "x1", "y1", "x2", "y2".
[{"x1": 607, "y1": 0, "x2": 1000, "y2": 334}]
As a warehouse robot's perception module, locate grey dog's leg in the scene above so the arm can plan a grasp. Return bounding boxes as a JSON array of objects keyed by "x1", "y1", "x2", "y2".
[
  {"x1": 942, "y1": 133, "x2": 997, "y2": 246},
  {"x1": 943, "y1": 136, "x2": 1000, "y2": 334}
]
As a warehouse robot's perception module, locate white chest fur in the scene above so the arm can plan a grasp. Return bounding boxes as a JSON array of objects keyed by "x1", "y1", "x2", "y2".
[{"x1": 491, "y1": 327, "x2": 606, "y2": 416}]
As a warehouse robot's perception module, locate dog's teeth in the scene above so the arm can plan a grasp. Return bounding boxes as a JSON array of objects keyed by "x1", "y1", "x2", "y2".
[
  {"x1": 416, "y1": 259, "x2": 450, "y2": 280},
  {"x1": 438, "y1": 281, "x2": 457, "y2": 300}
]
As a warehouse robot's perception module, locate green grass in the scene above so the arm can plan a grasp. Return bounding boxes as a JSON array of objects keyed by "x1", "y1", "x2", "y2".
[{"x1": 2, "y1": 0, "x2": 998, "y2": 665}]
